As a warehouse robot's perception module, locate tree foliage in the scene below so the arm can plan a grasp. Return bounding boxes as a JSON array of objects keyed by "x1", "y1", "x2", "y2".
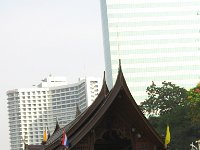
[
  {"x1": 187, "y1": 83, "x2": 200, "y2": 124},
  {"x1": 140, "y1": 81, "x2": 200, "y2": 150},
  {"x1": 140, "y1": 81, "x2": 187, "y2": 116}
]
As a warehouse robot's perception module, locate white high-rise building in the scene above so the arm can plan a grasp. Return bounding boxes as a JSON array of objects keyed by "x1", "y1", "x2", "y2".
[
  {"x1": 7, "y1": 76, "x2": 101, "y2": 150},
  {"x1": 100, "y1": 0, "x2": 200, "y2": 102},
  {"x1": 50, "y1": 77, "x2": 101, "y2": 128}
]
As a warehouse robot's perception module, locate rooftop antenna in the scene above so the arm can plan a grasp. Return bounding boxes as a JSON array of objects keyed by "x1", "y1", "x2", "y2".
[
  {"x1": 82, "y1": 55, "x2": 86, "y2": 80},
  {"x1": 84, "y1": 64, "x2": 86, "y2": 79},
  {"x1": 116, "y1": 25, "x2": 121, "y2": 61}
]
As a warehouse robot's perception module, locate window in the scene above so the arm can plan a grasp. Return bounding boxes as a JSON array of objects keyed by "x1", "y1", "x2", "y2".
[
  {"x1": 51, "y1": 90, "x2": 55, "y2": 94},
  {"x1": 56, "y1": 89, "x2": 60, "y2": 93},
  {"x1": 70, "y1": 87, "x2": 74, "y2": 91}
]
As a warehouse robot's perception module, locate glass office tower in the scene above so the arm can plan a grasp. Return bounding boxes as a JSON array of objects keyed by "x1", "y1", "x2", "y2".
[{"x1": 100, "y1": 0, "x2": 200, "y2": 102}]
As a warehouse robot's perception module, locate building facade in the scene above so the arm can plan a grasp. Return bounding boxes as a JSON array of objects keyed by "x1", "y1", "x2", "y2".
[
  {"x1": 50, "y1": 77, "x2": 101, "y2": 128},
  {"x1": 7, "y1": 76, "x2": 101, "y2": 150},
  {"x1": 100, "y1": 0, "x2": 200, "y2": 102}
]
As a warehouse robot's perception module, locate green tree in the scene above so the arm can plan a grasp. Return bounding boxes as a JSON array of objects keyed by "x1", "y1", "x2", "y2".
[
  {"x1": 148, "y1": 106, "x2": 196, "y2": 150},
  {"x1": 140, "y1": 81, "x2": 199, "y2": 150},
  {"x1": 187, "y1": 83, "x2": 200, "y2": 124},
  {"x1": 140, "y1": 81, "x2": 187, "y2": 116}
]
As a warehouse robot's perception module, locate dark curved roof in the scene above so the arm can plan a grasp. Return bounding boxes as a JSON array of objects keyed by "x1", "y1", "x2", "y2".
[
  {"x1": 66, "y1": 62, "x2": 164, "y2": 149},
  {"x1": 28, "y1": 63, "x2": 165, "y2": 150}
]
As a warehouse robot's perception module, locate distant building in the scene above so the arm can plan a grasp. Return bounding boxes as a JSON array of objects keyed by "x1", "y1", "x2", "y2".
[
  {"x1": 7, "y1": 76, "x2": 101, "y2": 150},
  {"x1": 100, "y1": 0, "x2": 200, "y2": 102},
  {"x1": 50, "y1": 77, "x2": 101, "y2": 128}
]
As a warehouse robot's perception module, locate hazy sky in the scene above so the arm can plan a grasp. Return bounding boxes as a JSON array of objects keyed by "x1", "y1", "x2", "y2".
[{"x1": 0, "y1": 0, "x2": 104, "y2": 149}]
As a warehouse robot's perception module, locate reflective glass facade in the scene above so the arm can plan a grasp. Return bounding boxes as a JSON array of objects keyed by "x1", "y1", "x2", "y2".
[{"x1": 100, "y1": 0, "x2": 200, "y2": 102}]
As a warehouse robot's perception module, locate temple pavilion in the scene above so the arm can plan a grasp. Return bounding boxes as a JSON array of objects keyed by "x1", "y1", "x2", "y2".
[{"x1": 26, "y1": 62, "x2": 165, "y2": 150}]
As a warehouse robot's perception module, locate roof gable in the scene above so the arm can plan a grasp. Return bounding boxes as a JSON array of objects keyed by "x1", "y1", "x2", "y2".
[
  {"x1": 28, "y1": 61, "x2": 165, "y2": 150},
  {"x1": 64, "y1": 60, "x2": 164, "y2": 149}
]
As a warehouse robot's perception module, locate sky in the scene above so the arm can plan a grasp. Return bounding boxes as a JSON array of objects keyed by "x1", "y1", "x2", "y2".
[{"x1": 0, "y1": 0, "x2": 104, "y2": 149}]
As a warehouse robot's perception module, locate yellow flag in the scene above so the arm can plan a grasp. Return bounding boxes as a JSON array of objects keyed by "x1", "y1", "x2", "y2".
[
  {"x1": 165, "y1": 125, "x2": 170, "y2": 146},
  {"x1": 43, "y1": 128, "x2": 47, "y2": 142}
]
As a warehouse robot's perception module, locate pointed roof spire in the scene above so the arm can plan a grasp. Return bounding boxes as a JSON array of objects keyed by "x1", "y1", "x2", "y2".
[
  {"x1": 76, "y1": 103, "x2": 81, "y2": 117},
  {"x1": 47, "y1": 127, "x2": 51, "y2": 139},
  {"x1": 113, "y1": 59, "x2": 125, "y2": 87},
  {"x1": 53, "y1": 117, "x2": 60, "y2": 134},
  {"x1": 118, "y1": 59, "x2": 123, "y2": 81},
  {"x1": 22, "y1": 136, "x2": 28, "y2": 150},
  {"x1": 101, "y1": 71, "x2": 109, "y2": 96},
  {"x1": 118, "y1": 59, "x2": 122, "y2": 73}
]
